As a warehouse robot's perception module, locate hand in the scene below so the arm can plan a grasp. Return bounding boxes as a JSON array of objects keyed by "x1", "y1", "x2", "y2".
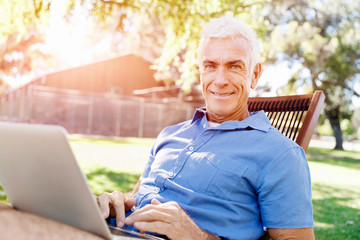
[
  {"x1": 97, "y1": 191, "x2": 136, "y2": 227},
  {"x1": 124, "y1": 199, "x2": 220, "y2": 240}
]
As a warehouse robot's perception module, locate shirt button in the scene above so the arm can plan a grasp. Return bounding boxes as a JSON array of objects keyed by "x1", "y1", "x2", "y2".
[
  {"x1": 189, "y1": 146, "x2": 194, "y2": 151},
  {"x1": 168, "y1": 172, "x2": 174, "y2": 177},
  {"x1": 203, "y1": 123, "x2": 206, "y2": 128},
  {"x1": 154, "y1": 187, "x2": 160, "y2": 193}
]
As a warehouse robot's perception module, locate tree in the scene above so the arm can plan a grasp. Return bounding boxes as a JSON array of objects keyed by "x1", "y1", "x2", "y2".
[
  {"x1": 78, "y1": 0, "x2": 269, "y2": 91},
  {"x1": 0, "y1": 0, "x2": 51, "y2": 81},
  {"x1": 264, "y1": 0, "x2": 360, "y2": 149},
  {"x1": 1, "y1": 0, "x2": 271, "y2": 91}
]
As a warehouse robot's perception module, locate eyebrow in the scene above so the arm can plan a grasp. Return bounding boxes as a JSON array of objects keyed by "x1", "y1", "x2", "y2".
[
  {"x1": 202, "y1": 60, "x2": 217, "y2": 65},
  {"x1": 227, "y1": 59, "x2": 246, "y2": 66},
  {"x1": 202, "y1": 59, "x2": 246, "y2": 65}
]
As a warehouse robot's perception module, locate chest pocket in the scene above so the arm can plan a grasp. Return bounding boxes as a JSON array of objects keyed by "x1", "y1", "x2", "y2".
[
  {"x1": 184, "y1": 152, "x2": 248, "y2": 201},
  {"x1": 206, "y1": 156, "x2": 248, "y2": 200}
]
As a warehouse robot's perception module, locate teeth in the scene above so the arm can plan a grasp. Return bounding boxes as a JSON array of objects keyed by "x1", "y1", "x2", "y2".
[{"x1": 212, "y1": 91, "x2": 232, "y2": 96}]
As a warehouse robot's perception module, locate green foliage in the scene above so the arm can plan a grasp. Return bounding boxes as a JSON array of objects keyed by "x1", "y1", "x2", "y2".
[
  {"x1": 0, "y1": 0, "x2": 51, "y2": 77},
  {"x1": 318, "y1": 119, "x2": 356, "y2": 137},
  {"x1": 264, "y1": 0, "x2": 360, "y2": 149},
  {"x1": 1, "y1": 0, "x2": 272, "y2": 91},
  {"x1": 352, "y1": 108, "x2": 360, "y2": 139},
  {"x1": 76, "y1": 0, "x2": 270, "y2": 90},
  {"x1": 317, "y1": 121, "x2": 333, "y2": 136},
  {"x1": 341, "y1": 119, "x2": 355, "y2": 136}
]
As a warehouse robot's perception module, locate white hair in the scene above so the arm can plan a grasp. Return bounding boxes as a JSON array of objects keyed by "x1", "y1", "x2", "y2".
[{"x1": 198, "y1": 16, "x2": 261, "y2": 70}]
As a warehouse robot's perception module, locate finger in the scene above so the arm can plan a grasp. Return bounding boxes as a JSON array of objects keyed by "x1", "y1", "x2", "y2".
[
  {"x1": 110, "y1": 191, "x2": 126, "y2": 227},
  {"x1": 125, "y1": 206, "x2": 172, "y2": 225},
  {"x1": 151, "y1": 199, "x2": 161, "y2": 205},
  {"x1": 134, "y1": 221, "x2": 170, "y2": 236},
  {"x1": 97, "y1": 193, "x2": 111, "y2": 218}
]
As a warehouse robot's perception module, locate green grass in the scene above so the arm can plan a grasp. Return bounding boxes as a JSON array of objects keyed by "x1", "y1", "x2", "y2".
[
  {"x1": 312, "y1": 184, "x2": 360, "y2": 240},
  {"x1": 71, "y1": 136, "x2": 149, "y2": 195},
  {"x1": 307, "y1": 147, "x2": 360, "y2": 170},
  {"x1": 1, "y1": 138, "x2": 359, "y2": 239},
  {"x1": 83, "y1": 166, "x2": 141, "y2": 195},
  {"x1": 68, "y1": 135, "x2": 155, "y2": 146},
  {"x1": 307, "y1": 147, "x2": 360, "y2": 240}
]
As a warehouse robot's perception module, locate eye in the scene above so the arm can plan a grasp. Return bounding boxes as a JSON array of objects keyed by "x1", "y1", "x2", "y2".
[
  {"x1": 229, "y1": 64, "x2": 243, "y2": 71},
  {"x1": 204, "y1": 64, "x2": 216, "y2": 70}
]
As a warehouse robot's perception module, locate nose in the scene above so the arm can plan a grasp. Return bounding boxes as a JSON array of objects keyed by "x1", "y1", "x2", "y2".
[{"x1": 214, "y1": 66, "x2": 228, "y2": 87}]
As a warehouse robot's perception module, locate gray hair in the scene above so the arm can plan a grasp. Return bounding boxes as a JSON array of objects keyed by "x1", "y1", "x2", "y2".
[{"x1": 198, "y1": 16, "x2": 261, "y2": 70}]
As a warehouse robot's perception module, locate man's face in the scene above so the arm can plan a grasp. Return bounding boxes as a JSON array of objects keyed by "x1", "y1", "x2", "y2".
[{"x1": 199, "y1": 37, "x2": 260, "y2": 123}]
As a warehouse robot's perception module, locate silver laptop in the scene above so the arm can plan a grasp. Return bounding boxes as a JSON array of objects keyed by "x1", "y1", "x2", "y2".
[{"x1": 0, "y1": 122, "x2": 163, "y2": 240}]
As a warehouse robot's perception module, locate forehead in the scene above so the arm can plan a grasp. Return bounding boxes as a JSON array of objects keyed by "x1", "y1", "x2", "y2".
[{"x1": 200, "y1": 37, "x2": 252, "y2": 64}]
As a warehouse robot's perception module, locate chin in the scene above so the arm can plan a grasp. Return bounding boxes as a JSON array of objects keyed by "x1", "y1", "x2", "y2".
[{"x1": 208, "y1": 107, "x2": 233, "y2": 117}]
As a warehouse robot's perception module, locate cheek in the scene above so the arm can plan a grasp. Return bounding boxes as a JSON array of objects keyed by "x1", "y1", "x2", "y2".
[
  {"x1": 200, "y1": 74, "x2": 212, "y2": 89},
  {"x1": 228, "y1": 74, "x2": 249, "y2": 89}
]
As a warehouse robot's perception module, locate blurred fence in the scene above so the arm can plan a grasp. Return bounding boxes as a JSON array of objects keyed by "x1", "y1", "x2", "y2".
[{"x1": 0, "y1": 85, "x2": 199, "y2": 138}]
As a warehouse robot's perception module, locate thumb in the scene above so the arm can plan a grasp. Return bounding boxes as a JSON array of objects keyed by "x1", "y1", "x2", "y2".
[{"x1": 151, "y1": 199, "x2": 161, "y2": 205}]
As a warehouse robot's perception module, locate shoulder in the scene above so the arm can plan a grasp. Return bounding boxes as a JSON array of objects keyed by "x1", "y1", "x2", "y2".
[
  {"x1": 248, "y1": 123, "x2": 304, "y2": 159},
  {"x1": 267, "y1": 126, "x2": 301, "y2": 151}
]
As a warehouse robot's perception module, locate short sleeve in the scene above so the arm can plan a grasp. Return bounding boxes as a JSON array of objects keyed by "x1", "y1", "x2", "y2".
[{"x1": 258, "y1": 146, "x2": 314, "y2": 228}]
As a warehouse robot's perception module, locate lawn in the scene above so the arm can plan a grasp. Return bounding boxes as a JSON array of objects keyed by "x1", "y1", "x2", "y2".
[
  {"x1": 307, "y1": 147, "x2": 360, "y2": 240},
  {"x1": 0, "y1": 136, "x2": 359, "y2": 240}
]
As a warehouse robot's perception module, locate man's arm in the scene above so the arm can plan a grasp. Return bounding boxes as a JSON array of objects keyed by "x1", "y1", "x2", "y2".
[
  {"x1": 98, "y1": 181, "x2": 220, "y2": 240},
  {"x1": 268, "y1": 228, "x2": 315, "y2": 240},
  {"x1": 125, "y1": 199, "x2": 220, "y2": 240}
]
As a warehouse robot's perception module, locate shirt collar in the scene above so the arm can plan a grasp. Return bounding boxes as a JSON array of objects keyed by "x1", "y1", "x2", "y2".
[{"x1": 191, "y1": 108, "x2": 271, "y2": 132}]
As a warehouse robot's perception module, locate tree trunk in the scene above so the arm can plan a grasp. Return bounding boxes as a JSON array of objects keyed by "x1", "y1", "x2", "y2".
[{"x1": 325, "y1": 109, "x2": 344, "y2": 150}]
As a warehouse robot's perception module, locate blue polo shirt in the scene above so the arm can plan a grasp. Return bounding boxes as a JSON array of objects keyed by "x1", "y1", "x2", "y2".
[{"x1": 126, "y1": 109, "x2": 314, "y2": 239}]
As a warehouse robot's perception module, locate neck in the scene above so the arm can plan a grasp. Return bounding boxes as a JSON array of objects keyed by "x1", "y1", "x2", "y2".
[{"x1": 206, "y1": 108, "x2": 250, "y2": 123}]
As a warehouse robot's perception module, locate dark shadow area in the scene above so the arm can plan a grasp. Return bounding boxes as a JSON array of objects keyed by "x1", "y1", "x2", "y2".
[
  {"x1": 85, "y1": 167, "x2": 140, "y2": 194},
  {"x1": 307, "y1": 147, "x2": 360, "y2": 170},
  {"x1": 312, "y1": 183, "x2": 360, "y2": 240}
]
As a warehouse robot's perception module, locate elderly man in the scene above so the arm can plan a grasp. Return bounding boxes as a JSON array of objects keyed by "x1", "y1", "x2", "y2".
[
  {"x1": 98, "y1": 16, "x2": 314, "y2": 240},
  {"x1": 0, "y1": 16, "x2": 314, "y2": 240}
]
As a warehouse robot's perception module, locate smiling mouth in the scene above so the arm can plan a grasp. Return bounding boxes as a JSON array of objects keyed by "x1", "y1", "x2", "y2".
[{"x1": 210, "y1": 91, "x2": 234, "y2": 97}]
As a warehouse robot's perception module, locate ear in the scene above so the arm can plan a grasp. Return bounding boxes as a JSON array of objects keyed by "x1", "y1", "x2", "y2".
[{"x1": 251, "y1": 62, "x2": 262, "y2": 89}]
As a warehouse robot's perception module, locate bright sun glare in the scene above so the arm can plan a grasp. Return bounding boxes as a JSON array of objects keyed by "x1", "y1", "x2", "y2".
[{"x1": 46, "y1": 0, "x2": 94, "y2": 68}]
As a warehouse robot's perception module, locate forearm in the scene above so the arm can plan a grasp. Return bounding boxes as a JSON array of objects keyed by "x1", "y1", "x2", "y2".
[
  {"x1": 187, "y1": 214, "x2": 220, "y2": 240},
  {"x1": 268, "y1": 228, "x2": 315, "y2": 240},
  {"x1": 196, "y1": 228, "x2": 221, "y2": 240}
]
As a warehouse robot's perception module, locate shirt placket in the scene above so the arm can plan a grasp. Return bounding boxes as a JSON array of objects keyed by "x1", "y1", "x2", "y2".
[{"x1": 166, "y1": 118, "x2": 217, "y2": 182}]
